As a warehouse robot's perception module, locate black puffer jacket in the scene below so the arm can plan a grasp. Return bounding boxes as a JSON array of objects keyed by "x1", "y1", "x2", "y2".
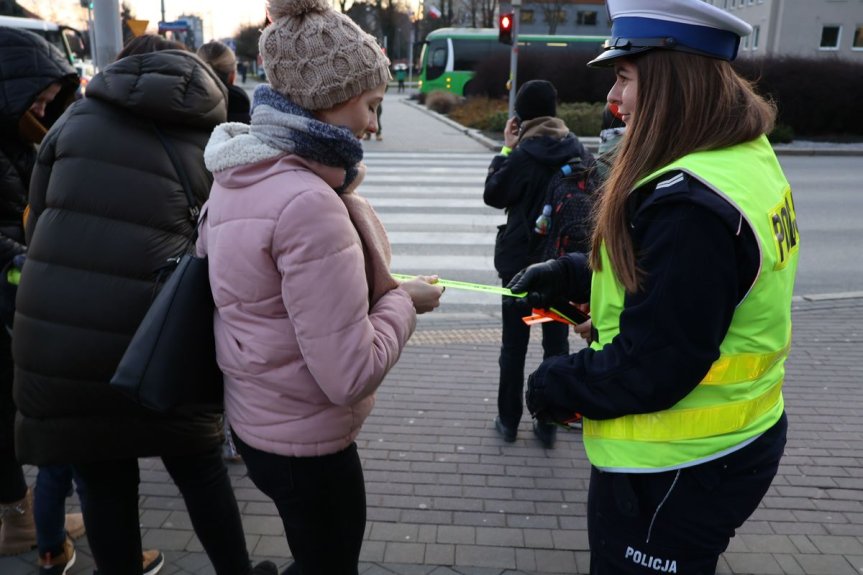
[
  {"x1": 484, "y1": 117, "x2": 591, "y2": 278},
  {"x1": 0, "y1": 27, "x2": 78, "y2": 266},
  {"x1": 12, "y1": 50, "x2": 228, "y2": 465}
]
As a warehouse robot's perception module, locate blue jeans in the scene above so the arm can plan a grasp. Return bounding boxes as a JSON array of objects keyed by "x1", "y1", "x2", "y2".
[
  {"x1": 498, "y1": 280, "x2": 570, "y2": 430},
  {"x1": 233, "y1": 432, "x2": 366, "y2": 575},
  {"x1": 34, "y1": 465, "x2": 87, "y2": 556},
  {"x1": 74, "y1": 447, "x2": 250, "y2": 575}
]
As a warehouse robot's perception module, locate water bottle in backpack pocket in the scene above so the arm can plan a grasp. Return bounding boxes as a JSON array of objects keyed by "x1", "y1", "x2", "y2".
[{"x1": 537, "y1": 154, "x2": 600, "y2": 259}]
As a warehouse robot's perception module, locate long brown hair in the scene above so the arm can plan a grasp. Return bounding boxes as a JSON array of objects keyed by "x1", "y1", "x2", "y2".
[{"x1": 590, "y1": 51, "x2": 776, "y2": 293}]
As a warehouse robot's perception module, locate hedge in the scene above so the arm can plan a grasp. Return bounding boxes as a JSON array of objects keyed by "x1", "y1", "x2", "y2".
[{"x1": 467, "y1": 52, "x2": 863, "y2": 138}]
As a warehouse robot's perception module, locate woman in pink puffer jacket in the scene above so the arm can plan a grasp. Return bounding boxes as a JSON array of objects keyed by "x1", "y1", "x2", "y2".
[{"x1": 197, "y1": 0, "x2": 443, "y2": 573}]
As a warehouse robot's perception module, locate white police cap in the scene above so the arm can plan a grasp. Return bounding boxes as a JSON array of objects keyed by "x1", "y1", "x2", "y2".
[{"x1": 588, "y1": 0, "x2": 753, "y2": 67}]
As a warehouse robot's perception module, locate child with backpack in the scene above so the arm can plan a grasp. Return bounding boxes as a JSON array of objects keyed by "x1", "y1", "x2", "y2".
[{"x1": 483, "y1": 80, "x2": 596, "y2": 449}]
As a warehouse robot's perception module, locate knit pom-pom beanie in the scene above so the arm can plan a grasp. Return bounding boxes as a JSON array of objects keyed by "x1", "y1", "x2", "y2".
[{"x1": 260, "y1": 0, "x2": 391, "y2": 110}]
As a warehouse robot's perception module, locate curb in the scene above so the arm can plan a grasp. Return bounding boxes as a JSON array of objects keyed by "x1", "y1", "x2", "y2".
[{"x1": 402, "y1": 98, "x2": 863, "y2": 157}]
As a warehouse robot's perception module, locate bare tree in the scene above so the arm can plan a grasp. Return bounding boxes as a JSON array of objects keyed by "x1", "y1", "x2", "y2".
[
  {"x1": 234, "y1": 22, "x2": 264, "y2": 64},
  {"x1": 534, "y1": 0, "x2": 567, "y2": 34},
  {"x1": 479, "y1": 0, "x2": 497, "y2": 28}
]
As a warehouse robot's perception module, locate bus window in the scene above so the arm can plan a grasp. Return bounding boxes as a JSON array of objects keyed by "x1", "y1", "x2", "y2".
[
  {"x1": 426, "y1": 39, "x2": 447, "y2": 81},
  {"x1": 452, "y1": 39, "x2": 487, "y2": 72}
]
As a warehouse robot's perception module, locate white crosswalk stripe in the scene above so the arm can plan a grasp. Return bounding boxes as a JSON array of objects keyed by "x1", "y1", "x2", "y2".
[{"x1": 362, "y1": 151, "x2": 506, "y2": 313}]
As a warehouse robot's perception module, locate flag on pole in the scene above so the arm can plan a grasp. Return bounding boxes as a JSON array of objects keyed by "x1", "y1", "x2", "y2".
[{"x1": 427, "y1": 5, "x2": 442, "y2": 19}]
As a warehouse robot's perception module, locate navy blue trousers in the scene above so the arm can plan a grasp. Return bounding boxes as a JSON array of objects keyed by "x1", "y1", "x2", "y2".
[
  {"x1": 588, "y1": 413, "x2": 787, "y2": 574},
  {"x1": 498, "y1": 278, "x2": 569, "y2": 430}
]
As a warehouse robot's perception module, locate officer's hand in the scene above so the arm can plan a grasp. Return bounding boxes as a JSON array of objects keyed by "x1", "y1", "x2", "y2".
[
  {"x1": 507, "y1": 259, "x2": 565, "y2": 308},
  {"x1": 525, "y1": 371, "x2": 551, "y2": 422},
  {"x1": 527, "y1": 368, "x2": 580, "y2": 425}
]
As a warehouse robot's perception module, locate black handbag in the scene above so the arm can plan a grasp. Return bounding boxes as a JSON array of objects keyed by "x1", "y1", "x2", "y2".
[{"x1": 110, "y1": 124, "x2": 223, "y2": 413}]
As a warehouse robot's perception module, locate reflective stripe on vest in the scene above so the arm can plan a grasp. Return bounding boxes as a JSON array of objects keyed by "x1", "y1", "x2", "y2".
[{"x1": 585, "y1": 136, "x2": 797, "y2": 471}]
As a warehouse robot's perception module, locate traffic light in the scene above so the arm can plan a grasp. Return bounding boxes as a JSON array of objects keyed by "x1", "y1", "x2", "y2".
[{"x1": 498, "y1": 12, "x2": 514, "y2": 45}]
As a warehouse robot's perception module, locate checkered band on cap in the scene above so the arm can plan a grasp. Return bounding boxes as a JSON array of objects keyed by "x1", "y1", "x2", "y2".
[{"x1": 260, "y1": 0, "x2": 391, "y2": 110}]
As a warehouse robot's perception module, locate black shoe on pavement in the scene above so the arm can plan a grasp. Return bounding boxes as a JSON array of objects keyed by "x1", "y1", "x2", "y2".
[
  {"x1": 250, "y1": 560, "x2": 278, "y2": 575},
  {"x1": 494, "y1": 416, "x2": 517, "y2": 443},
  {"x1": 533, "y1": 420, "x2": 557, "y2": 449}
]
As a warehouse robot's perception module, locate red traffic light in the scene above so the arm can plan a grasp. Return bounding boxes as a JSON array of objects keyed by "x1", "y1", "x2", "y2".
[{"x1": 499, "y1": 12, "x2": 514, "y2": 45}]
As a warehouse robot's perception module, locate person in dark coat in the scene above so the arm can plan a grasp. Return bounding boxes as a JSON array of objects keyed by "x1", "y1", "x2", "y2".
[
  {"x1": 12, "y1": 35, "x2": 276, "y2": 575},
  {"x1": 197, "y1": 40, "x2": 251, "y2": 124},
  {"x1": 483, "y1": 79, "x2": 591, "y2": 449},
  {"x1": 0, "y1": 25, "x2": 81, "y2": 560}
]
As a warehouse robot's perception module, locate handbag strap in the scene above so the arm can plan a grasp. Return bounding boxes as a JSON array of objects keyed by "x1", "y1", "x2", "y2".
[{"x1": 151, "y1": 122, "x2": 200, "y2": 230}]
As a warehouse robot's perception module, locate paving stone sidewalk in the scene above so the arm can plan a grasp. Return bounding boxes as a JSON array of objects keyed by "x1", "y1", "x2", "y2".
[{"x1": 2, "y1": 296, "x2": 861, "y2": 575}]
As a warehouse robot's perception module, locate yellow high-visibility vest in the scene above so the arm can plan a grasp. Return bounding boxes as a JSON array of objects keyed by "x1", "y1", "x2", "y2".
[{"x1": 586, "y1": 135, "x2": 798, "y2": 471}]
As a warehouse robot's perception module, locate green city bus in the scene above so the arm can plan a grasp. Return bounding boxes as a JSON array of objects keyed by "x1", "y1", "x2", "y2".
[{"x1": 418, "y1": 27, "x2": 606, "y2": 96}]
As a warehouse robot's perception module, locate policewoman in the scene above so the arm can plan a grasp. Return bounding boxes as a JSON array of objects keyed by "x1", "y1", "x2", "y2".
[{"x1": 509, "y1": 0, "x2": 798, "y2": 572}]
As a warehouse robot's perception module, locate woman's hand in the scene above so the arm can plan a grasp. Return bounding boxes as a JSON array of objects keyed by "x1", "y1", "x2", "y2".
[{"x1": 399, "y1": 275, "x2": 444, "y2": 314}]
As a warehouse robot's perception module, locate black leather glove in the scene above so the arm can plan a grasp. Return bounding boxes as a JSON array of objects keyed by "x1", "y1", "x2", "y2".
[
  {"x1": 525, "y1": 371, "x2": 552, "y2": 423},
  {"x1": 507, "y1": 258, "x2": 566, "y2": 308},
  {"x1": 526, "y1": 368, "x2": 580, "y2": 425}
]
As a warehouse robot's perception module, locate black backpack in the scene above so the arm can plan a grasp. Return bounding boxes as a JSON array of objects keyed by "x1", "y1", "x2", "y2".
[{"x1": 535, "y1": 152, "x2": 600, "y2": 260}]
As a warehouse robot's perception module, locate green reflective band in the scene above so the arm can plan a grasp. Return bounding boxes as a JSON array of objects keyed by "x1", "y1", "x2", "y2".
[
  {"x1": 391, "y1": 274, "x2": 525, "y2": 298},
  {"x1": 500, "y1": 146, "x2": 512, "y2": 157},
  {"x1": 584, "y1": 380, "x2": 783, "y2": 442},
  {"x1": 6, "y1": 268, "x2": 21, "y2": 286}
]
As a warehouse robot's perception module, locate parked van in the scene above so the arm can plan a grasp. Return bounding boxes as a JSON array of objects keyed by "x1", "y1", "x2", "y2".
[{"x1": 0, "y1": 15, "x2": 86, "y2": 65}]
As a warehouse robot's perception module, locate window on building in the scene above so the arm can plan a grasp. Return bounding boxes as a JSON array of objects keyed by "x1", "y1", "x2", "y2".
[
  {"x1": 854, "y1": 26, "x2": 863, "y2": 49},
  {"x1": 742, "y1": 35, "x2": 749, "y2": 49},
  {"x1": 521, "y1": 9, "x2": 535, "y2": 24},
  {"x1": 730, "y1": 0, "x2": 736, "y2": 7},
  {"x1": 752, "y1": 25, "x2": 760, "y2": 50},
  {"x1": 576, "y1": 10, "x2": 597, "y2": 25},
  {"x1": 820, "y1": 25, "x2": 841, "y2": 49}
]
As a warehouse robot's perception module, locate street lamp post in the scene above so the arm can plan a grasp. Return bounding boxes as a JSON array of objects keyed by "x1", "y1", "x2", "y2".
[
  {"x1": 92, "y1": 0, "x2": 123, "y2": 69},
  {"x1": 507, "y1": 0, "x2": 521, "y2": 118}
]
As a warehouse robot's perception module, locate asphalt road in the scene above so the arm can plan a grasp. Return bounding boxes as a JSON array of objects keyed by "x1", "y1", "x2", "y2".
[{"x1": 778, "y1": 155, "x2": 863, "y2": 297}]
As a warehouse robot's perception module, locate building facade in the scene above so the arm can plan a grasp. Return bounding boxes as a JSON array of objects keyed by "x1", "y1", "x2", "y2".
[
  {"x1": 489, "y1": 0, "x2": 863, "y2": 59},
  {"x1": 498, "y1": 1, "x2": 611, "y2": 36},
  {"x1": 704, "y1": 0, "x2": 863, "y2": 60}
]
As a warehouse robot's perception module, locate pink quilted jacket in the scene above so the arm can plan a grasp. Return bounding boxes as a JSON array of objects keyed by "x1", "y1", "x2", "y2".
[{"x1": 198, "y1": 126, "x2": 416, "y2": 457}]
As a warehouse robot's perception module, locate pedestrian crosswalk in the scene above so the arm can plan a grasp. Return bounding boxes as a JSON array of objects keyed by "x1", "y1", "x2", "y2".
[{"x1": 361, "y1": 151, "x2": 505, "y2": 314}]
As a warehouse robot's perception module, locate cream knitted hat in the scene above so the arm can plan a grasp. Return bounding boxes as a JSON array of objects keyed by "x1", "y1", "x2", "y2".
[{"x1": 260, "y1": 0, "x2": 391, "y2": 110}]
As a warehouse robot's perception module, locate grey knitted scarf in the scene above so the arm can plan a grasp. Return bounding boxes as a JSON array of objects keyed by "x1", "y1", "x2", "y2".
[{"x1": 249, "y1": 85, "x2": 363, "y2": 193}]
